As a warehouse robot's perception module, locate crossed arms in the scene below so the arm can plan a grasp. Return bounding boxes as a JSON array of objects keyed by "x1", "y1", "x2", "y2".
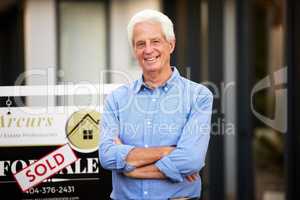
[
  {"x1": 99, "y1": 88, "x2": 213, "y2": 183},
  {"x1": 114, "y1": 137, "x2": 199, "y2": 181}
]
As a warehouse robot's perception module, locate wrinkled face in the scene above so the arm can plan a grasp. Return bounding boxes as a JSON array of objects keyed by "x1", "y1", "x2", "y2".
[{"x1": 132, "y1": 21, "x2": 175, "y2": 73}]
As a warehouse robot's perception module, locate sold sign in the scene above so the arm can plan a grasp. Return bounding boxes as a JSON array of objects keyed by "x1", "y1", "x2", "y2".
[{"x1": 13, "y1": 144, "x2": 78, "y2": 192}]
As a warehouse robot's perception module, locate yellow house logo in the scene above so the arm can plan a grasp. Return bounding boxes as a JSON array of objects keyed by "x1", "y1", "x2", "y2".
[{"x1": 66, "y1": 110, "x2": 100, "y2": 153}]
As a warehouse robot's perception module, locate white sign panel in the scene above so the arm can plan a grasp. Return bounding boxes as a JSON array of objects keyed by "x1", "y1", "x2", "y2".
[
  {"x1": 0, "y1": 107, "x2": 68, "y2": 146},
  {"x1": 0, "y1": 106, "x2": 102, "y2": 147}
]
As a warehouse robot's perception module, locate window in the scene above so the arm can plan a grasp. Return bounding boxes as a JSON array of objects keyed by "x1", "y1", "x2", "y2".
[{"x1": 58, "y1": 1, "x2": 107, "y2": 84}]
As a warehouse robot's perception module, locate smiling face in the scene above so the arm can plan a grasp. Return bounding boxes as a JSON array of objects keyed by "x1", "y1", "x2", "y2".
[{"x1": 132, "y1": 21, "x2": 175, "y2": 75}]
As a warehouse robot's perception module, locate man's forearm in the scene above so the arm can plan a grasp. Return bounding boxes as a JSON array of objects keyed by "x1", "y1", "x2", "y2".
[
  {"x1": 124, "y1": 164, "x2": 166, "y2": 179},
  {"x1": 124, "y1": 164, "x2": 200, "y2": 182},
  {"x1": 126, "y1": 146, "x2": 174, "y2": 168}
]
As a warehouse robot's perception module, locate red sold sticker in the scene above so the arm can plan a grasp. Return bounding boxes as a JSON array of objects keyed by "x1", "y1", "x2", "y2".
[{"x1": 13, "y1": 144, "x2": 78, "y2": 192}]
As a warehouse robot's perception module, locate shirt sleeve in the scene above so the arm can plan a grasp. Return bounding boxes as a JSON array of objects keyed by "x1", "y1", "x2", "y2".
[
  {"x1": 98, "y1": 93, "x2": 135, "y2": 173},
  {"x1": 155, "y1": 87, "x2": 213, "y2": 182}
]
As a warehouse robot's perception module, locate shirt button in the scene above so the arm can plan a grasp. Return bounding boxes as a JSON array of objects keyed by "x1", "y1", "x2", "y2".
[
  {"x1": 147, "y1": 121, "x2": 151, "y2": 125},
  {"x1": 152, "y1": 98, "x2": 156, "y2": 102},
  {"x1": 144, "y1": 191, "x2": 148, "y2": 195},
  {"x1": 144, "y1": 144, "x2": 148, "y2": 148},
  {"x1": 164, "y1": 87, "x2": 168, "y2": 91}
]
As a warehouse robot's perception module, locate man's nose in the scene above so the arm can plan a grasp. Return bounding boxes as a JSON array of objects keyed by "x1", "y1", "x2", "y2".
[{"x1": 144, "y1": 43, "x2": 153, "y2": 54}]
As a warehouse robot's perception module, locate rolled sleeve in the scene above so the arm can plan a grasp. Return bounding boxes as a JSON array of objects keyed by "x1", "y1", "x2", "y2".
[
  {"x1": 99, "y1": 138, "x2": 135, "y2": 172},
  {"x1": 116, "y1": 145, "x2": 136, "y2": 172},
  {"x1": 155, "y1": 156, "x2": 183, "y2": 182}
]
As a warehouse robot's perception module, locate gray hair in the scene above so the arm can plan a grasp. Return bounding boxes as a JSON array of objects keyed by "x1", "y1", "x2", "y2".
[{"x1": 127, "y1": 9, "x2": 175, "y2": 49}]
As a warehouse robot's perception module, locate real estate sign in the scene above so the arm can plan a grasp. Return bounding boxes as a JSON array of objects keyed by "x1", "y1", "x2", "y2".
[{"x1": 0, "y1": 106, "x2": 111, "y2": 200}]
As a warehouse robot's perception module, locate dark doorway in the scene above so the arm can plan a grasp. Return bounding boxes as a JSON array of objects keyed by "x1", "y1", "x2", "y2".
[{"x1": 0, "y1": 0, "x2": 24, "y2": 106}]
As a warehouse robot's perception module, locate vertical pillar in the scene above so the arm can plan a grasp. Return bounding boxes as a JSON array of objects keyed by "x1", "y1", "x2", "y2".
[
  {"x1": 236, "y1": 0, "x2": 255, "y2": 199},
  {"x1": 208, "y1": 0, "x2": 225, "y2": 199},
  {"x1": 285, "y1": 0, "x2": 300, "y2": 199},
  {"x1": 186, "y1": 1, "x2": 201, "y2": 81}
]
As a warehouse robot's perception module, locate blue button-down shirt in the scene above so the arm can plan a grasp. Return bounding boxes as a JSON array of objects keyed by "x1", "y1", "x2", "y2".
[{"x1": 99, "y1": 67, "x2": 213, "y2": 200}]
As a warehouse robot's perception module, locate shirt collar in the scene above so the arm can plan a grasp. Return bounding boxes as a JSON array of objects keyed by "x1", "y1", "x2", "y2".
[{"x1": 133, "y1": 67, "x2": 180, "y2": 94}]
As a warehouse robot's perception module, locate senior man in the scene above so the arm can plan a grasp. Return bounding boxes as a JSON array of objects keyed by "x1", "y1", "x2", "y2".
[{"x1": 99, "y1": 9, "x2": 213, "y2": 200}]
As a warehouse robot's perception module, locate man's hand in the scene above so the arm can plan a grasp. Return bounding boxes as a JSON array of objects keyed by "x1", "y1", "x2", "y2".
[
  {"x1": 115, "y1": 137, "x2": 122, "y2": 145},
  {"x1": 162, "y1": 146, "x2": 175, "y2": 156},
  {"x1": 185, "y1": 173, "x2": 199, "y2": 182}
]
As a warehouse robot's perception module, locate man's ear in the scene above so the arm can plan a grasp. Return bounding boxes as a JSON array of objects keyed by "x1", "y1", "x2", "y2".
[
  {"x1": 169, "y1": 39, "x2": 176, "y2": 54},
  {"x1": 132, "y1": 45, "x2": 138, "y2": 59}
]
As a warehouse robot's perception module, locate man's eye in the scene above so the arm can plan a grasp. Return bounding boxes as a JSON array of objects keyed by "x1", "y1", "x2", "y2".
[{"x1": 136, "y1": 43, "x2": 145, "y2": 48}]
